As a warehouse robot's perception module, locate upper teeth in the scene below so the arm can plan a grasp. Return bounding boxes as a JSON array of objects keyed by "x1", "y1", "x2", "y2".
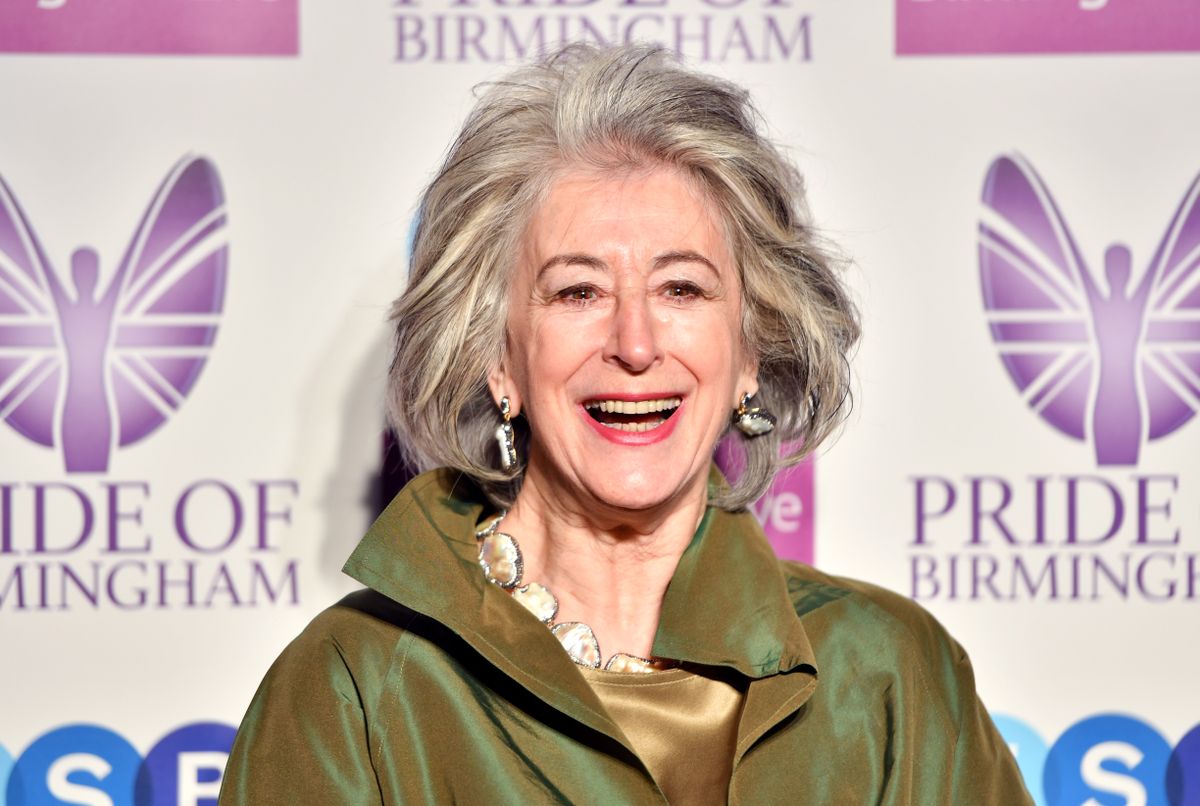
[{"x1": 585, "y1": 397, "x2": 682, "y2": 414}]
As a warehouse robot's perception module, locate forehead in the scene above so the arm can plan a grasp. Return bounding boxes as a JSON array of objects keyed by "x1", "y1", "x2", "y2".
[{"x1": 521, "y1": 165, "x2": 731, "y2": 265}]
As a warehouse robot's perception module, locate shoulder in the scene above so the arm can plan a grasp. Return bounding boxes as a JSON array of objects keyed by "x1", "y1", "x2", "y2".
[
  {"x1": 774, "y1": 569, "x2": 1032, "y2": 803},
  {"x1": 257, "y1": 589, "x2": 420, "y2": 707},
  {"x1": 223, "y1": 590, "x2": 419, "y2": 804},
  {"x1": 780, "y1": 560, "x2": 966, "y2": 661},
  {"x1": 282, "y1": 588, "x2": 417, "y2": 657},
  {"x1": 778, "y1": 560, "x2": 975, "y2": 719}
]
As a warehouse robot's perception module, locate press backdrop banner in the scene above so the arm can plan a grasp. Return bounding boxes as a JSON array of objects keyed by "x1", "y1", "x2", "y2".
[{"x1": 0, "y1": 2, "x2": 1197, "y2": 804}]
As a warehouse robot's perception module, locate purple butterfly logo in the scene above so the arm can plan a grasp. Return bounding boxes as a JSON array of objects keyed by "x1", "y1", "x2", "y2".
[
  {"x1": 0, "y1": 156, "x2": 228, "y2": 473},
  {"x1": 979, "y1": 154, "x2": 1200, "y2": 466}
]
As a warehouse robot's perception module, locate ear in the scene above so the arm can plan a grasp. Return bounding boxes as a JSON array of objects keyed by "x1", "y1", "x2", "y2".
[
  {"x1": 735, "y1": 352, "x2": 760, "y2": 405},
  {"x1": 486, "y1": 361, "x2": 521, "y2": 417}
]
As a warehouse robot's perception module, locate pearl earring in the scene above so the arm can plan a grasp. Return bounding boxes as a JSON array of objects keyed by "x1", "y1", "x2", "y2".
[
  {"x1": 733, "y1": 392, "x2": 776, "y2": 437},
  {"x1": 495, "y1": 396, "x2": 518, "y2": 469}
]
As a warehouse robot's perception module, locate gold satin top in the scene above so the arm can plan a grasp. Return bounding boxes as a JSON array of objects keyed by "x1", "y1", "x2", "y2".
[{"x1": 579, "y1": 665, "x2": 746, "y2": 805}]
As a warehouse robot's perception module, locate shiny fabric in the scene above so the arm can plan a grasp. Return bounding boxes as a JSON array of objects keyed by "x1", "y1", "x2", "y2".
[
  {"x1": 579, "y1": 665, "x2": 745, "y2": 805},
  {"x1": 219, "y1": 468, "x2": 1033, "y2": 805}
]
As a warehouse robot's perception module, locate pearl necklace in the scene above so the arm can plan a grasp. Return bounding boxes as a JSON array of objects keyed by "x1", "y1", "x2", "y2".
[{"x1": 474, "y1": 515, "x2": 672, "y2": 674}]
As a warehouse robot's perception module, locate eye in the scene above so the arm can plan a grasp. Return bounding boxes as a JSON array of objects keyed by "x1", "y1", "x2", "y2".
[
  {"x1": 555, "y1": 284, "x2": 598, "y2": 305},
  {"x1": 664, "y1": 281, "x2": 704, "y2": 300}
]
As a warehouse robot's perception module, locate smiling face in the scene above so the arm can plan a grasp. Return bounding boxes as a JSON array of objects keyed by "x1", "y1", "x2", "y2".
[{"x1": 491, "y1": 165, "x2": 757, "y2": 514}]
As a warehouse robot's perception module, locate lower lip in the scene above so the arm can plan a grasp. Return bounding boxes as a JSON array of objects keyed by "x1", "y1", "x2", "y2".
[{"x1": 581, "y1": 403, "x2": 683, "y2": 446}]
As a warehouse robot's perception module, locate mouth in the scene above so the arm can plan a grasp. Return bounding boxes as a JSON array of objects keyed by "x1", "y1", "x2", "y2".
[{"x1": 582, "y1": 396, "x2": 682, "y2": 433}]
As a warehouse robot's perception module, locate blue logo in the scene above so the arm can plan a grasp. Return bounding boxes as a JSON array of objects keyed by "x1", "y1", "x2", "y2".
[
  {"x1": 993, "y1": 712, "x2": 1200, "y2": 805},
  {"x1": 7, "y1": 724, "x2": 141, "y2": 806},
  {"x1": 136, "y1": 723, "x2": 236, "y2": 806},
  {"x1": 3, "y1": 722, "x2": 235, "y2": 806},
  {"x1": 1169, "y1": 722, "x2": 1200, "y2": 806},
  {"x1": 993, "y1": 714, "x2": 1200, "y2": 801},
  {"x1": 0, "y1": 743, "x2": 13, "y2": 806},
  {"x1": 1043, "y1": 714, "x2": 1173, "y2": 805}
]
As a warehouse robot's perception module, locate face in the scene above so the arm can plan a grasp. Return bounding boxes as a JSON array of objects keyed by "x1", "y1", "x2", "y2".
[{"x1": 492, "y1": 165, "x2": 757, "y2": 514}]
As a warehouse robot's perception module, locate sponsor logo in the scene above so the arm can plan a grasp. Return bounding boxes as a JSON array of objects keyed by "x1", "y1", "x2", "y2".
[
  {"x1": 0, "y1": 156, "x2": 227, "y2": 474},
  {"x1": 0, "y1": 0, "x2": 299, "y2": 57},
  {"x1": 0, "y1": 157, "x2": 303, "y2": 613},
  {"x1": 995, "y1": 713, "x2": 1200, "y2": 806},
  {"x1": 896, "y1": 0, "x2": 1200, "y2": 56},
  {"x1": 4, "y1": 722, "x2": 235, "y2": 805},
  {"x1": 390, "y1": 0, "x2": 815, "y2": 64},
  {"x1": 979, "y1": 154, "x2": 1200, "y2": 467},
  {"x1": 906, "y1": 157, "x2": 1200, "y2": 604},
  {"x1": 0, "y1": 478, "x2": 303, "y2": 612}
]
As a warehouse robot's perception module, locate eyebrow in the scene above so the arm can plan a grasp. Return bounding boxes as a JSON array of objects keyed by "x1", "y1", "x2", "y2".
[
  {"x1": 535, "y1": 250, "x2": 718, "y2": 279},
  {"x1": 536, "y1": 253, "x2": 607, "y2": 280},
  {"x1": 652, "y1": 250, "x2": 719, "y2": 274}
]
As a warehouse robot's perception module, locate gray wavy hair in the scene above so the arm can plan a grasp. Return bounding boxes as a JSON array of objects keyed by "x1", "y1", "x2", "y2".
[{"x1": 388, "y1": 43, "x2": 859, "y2": 510}]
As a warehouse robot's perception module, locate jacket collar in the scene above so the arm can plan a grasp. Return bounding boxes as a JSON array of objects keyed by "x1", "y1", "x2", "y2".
[{"x1": 342, "y1": 468, "x2": 817, "y2": 749}]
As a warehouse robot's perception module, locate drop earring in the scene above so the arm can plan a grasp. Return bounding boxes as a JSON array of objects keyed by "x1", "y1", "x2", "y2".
[
  {"x1": 733, "y1": 392, "x2": 776, "y2": 437},
  {"x1": 495, "y1": 396, "x2": 518, "y2": 469}
]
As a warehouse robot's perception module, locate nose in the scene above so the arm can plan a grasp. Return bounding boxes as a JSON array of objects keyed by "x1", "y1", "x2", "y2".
[{"x1": 603, "y1": 289, "x2": 662, "y2": 373}]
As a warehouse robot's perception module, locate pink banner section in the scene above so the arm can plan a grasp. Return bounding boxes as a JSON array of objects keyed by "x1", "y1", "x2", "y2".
[
  {"x1": 896, "y1": 0, "x2": 1200, "y2": 55},
  {"x1": 715, "y1": 439, "x2": 815, "y2": 565},
  {"x1": 0, "y1": 0, "x2": 299, "y2": 56}
]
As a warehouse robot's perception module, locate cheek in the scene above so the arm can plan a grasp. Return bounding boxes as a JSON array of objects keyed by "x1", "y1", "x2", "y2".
[
  {"x1": 520, "y1": 315, "x2": 602, "y2": 398},
  {"x1": 668, "y1": 308, "x2": 745, "y2": 388}
]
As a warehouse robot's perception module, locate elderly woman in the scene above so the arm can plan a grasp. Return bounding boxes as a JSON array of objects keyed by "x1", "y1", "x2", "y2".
[{"x1": 220, "y1": 45, "x2": 1031, "y2": 804}]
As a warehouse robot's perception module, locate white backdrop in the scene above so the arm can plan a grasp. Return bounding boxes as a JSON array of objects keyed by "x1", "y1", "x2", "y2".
[{"x1": 0, "y1": 1, "x2": 1197, "y2": 804}]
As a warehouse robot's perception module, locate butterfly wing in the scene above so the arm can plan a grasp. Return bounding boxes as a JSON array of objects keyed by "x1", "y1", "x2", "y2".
[
  {"x1": 1140, "y1": 171, "x2": 1200, "y2": 441},
  {"x1": 108, "y1": 156, "x2": 228, "y2": 447},
  {"x1": 979, "y1": 155, "x2": 1095, "y2": 441},
  {"x1": 0, "y1": 172, "x2": 63, "y2": 448}
]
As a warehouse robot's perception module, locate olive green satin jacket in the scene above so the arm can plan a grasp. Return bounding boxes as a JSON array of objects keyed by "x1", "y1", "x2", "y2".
[{"x1": 220, "y1": 469, "x2": 1032, "y2": 805}]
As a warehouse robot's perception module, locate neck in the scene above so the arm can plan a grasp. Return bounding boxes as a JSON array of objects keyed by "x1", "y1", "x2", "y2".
[{"x1": 498, "y1": 462, "x2": 709, "y2": 662}]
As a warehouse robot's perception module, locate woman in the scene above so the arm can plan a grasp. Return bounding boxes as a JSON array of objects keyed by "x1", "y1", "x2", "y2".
[{"x1": 220, "y1": 44, "x2": 1031, "y2": 804}]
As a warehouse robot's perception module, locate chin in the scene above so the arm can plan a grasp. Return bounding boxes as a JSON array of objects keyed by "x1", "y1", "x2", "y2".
[{"x1": 582, "y1": 464, "x2": 696, "y2": 513}]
